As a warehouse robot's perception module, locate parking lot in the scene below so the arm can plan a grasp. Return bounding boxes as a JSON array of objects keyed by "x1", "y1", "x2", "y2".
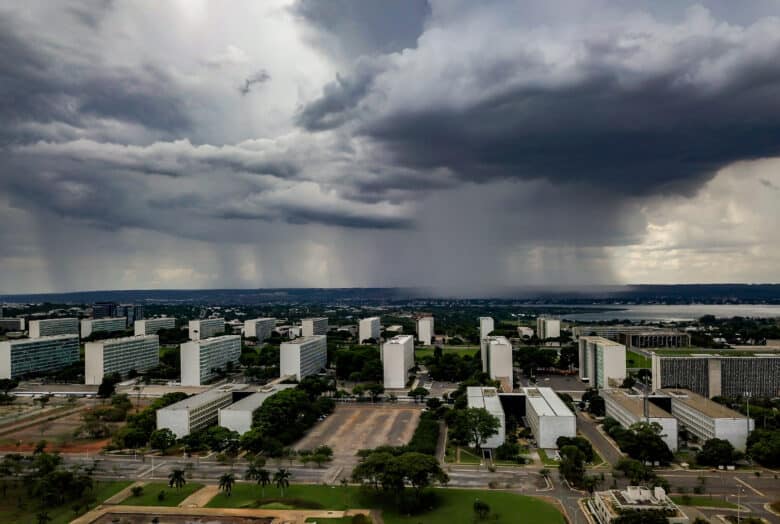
[{"x1": 294, "y1": 404, "x2": 422, "y2": 466}]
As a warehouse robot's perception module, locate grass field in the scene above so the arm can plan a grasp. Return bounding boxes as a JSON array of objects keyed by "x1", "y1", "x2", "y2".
[
  {"x1": 415, "y1": 345, "x2": 479, "y2": 359},
  {"x1": 206, "y1": 483, "x2": 565, "y2": 524},
  {"x1": 671, "y1": 495, "x2": 739, "y2": 508},
  {"x1": 626, "y1": 350, "x2": 652, "y2": 368},
  {"x1": 0, "y1": 480, "x2": 131, "y2": 524},
  {"x1": 537, "y1": 448, "x2": 560, "y2": 467},
  {"x1": 120, "y1": 482, "x2": 204, "y2": 506}
]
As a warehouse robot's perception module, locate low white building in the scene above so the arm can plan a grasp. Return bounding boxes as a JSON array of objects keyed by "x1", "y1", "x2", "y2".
[
  {"x1": 280, "y1": 335, "x2": 327, "y2": 380},
  {"x1": 417, "y1": 316, "x2": 434, "y2": 345},
  {"x1": 134, "y1": 317, "x2": 176, "y2": 336},
  {"x1": 484, "y1": 335, "x2": 514, "y2": 391},
  {"x1": 602, "y1": 389, "x2": 678, "y2": 452},
  {"x1": 590, "y1": 486, "x2": 688, "y2": 524},
  {"x1": 218, "y1": 384, "x2": 297, "y2": 435},
  {"x1": 579, "y1": 336, "x2": 627, "y2": 388},
  {"x1": 0, "y1": 335, "x2": 80, "y2": 379},
  {"x1": 81, "y1": 317, "x2": 127, "y2": 338},
  {"x1": 661, "y1": 388, "x2": 754, "y2": 451},
  {"x1": 28, "y1": 318, "x2": 79, "y2": 338},
  {"x1": 359, "y1": 317, "x2": 381, "y2": 343},
  {"x1": 466, "y1": 386, "x2": 506, "y2": 449},
  {"x1": 385, "y1": 325, "x2": 403, "y2": 334},
  {"x1": 156, "y1": 386, "x2": 237, "y2": 438},
  {"x1": 180, "y1": 335, "x2": 241, "y2": 386},
  {"x1": 85, "y1": 335, "x2": 160, "y2": 385},
  {"x1": 381, "y1": 334, "x2": 415, "y2": 389},
  {"x1": 188, "y1": 318, "x2": 225, "y2": 341},
  {"x1": 301, "y1": 317, "x2": 328, "y2": 336},
  {"x1": 536, "y1": 317, "x2": 561, "y2": 340},
  {"x1": 243, "y1": 318, "x2": 276, "y2": 342},
  {"x1": 522, "y1": 386, "x2": 576, "y2": 449}
]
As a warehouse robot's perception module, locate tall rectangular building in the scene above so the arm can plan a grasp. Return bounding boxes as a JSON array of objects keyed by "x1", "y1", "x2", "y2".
[
  {"x1": 28, "y1": 318, "x2": 79, "y2": 338},
  {"x1": 157, "y1": 387, "x2": 235, "y2": 438},
  {"x1": 537, "y1": 317, "x2": 561, "y2": 340},
  {"x1": 280, "y1": 335, "x2": 327, "y2": 380},
  {"x1": 301, "y1": 317, "x2": 328, "y2": 336},
  {"x1": 578, "y1": 336, "x2": 627, "y2": 388},
  {"x1": 81, "y1": 317, "x2": 127, "y2": 338},
  {"x1": 134, "y1": 317, "x2": 176, "y2": 336},
  {"x1": 484, "y1": 335, "x2": 513, "y2": 391},
  {"x1": 0, "y1": 318, "x2": 24, "y2": 331},
  {"x1": 188, "y1": 318, "x2": 225, "y2": 341},
  {"x1": 117, "y1": 304, "x2": 144, "y2": 326},
  {"x1": 381, "y1": 334, "x2": 415, "y2": 389},
  {"x1": 359, "y1": 317, "x2": 381, "y2": 343},
  {"x1": 180, "y1": 335, "x2": 241, "y2": 386},
  {"x1": 602, "y1": 389, "x2": 678, "y2": 452},
  {"x1": 84, "y1": 335, "x2": 160, "y2": 385},
  {"x1": 0, "y1": 335, "x2": 80, "y2": 379},
  {"x1": 479, "y1": 316, "x2": 495, "y2": 371},
  {"x1": 243, "y1": 318, "x2": 276, "y2": 342},
  {"x1": 92, "y1": 301, "x2": 118, "y2": 318},
  {"x1": 417, "y1": 316, "x2": 434, "y2": 345}
]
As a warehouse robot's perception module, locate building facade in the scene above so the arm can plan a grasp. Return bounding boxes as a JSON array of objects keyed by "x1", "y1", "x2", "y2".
[
  {"x1": 579, "y1": 336, "x2": 627, "y2": 388},
  {"x1": 537, "y1": 317, "x2": 561, "y2": 340},
  {"x1": 28, "y1": 318, "x2": 79, "y2": 338},
  {"x1": 381, "y1": 334, "x2": 415, "y2": 389},
  {"x1": 522, "y1": 386, "x2": 576, "y2": 449},
  {"x1": 602, "y1": 389, "x2": 678, "y2": 452},
  {"x1": 180, "y1": 335, "x2": 241, "y2": 386},
  {"x1": 85, "y1": 335, "x2": 160, "y2": 385},
  {"x1": 467, "y1": 387, "x2": 506, "y2": 449},
  {"x1": 117, "y1": 304, "x2": 144, "y2": 326},
  {"x1": 358, "y1": 317, "x2": 381, "y2": 343},
  {"x1": 417, "y1": 316, "x2": 434, "y2": 345},
  {"x1": 0, "y1": 335, "x2": 80, "y2": 378},
  {"x1": 81, "y1": 317, "x2": 127, "y2": 338},
  {"x1": 484, "y1": 335, "x2": 513, "y2": 391},
  {"x1": 156, "y1": 387, "x2": 236, "y2": 438},
  {"x1": 134, "y1": 317, "x2": 176, "y2": 336},
  {"x1": 218, "y1": 384, "x2": 296, "y2": 435},
  {"x1": 0, "y1": 318, "x2": 24, "y2": 331},
  {"x1": 573, "y1": 325, "x2": 690, "y2": 349},
  {"x1": 92, "y1": 301, "x2": 118, "y2": 318},
  {"x1": 188, "y1": 318, "x2": 225, "y2": 341},
  {"x1": 590, "y1": 486, "x2": 688, "y2": 524},
  {"x1": 243, "y1": 318, "x2": 276, "y2": 341},
  {"x1": 301, "y1": 317, "x2": 328, "y2": 337},
  {"x1": 280, "y1": 335, "x2": 327, "y2": 381}
]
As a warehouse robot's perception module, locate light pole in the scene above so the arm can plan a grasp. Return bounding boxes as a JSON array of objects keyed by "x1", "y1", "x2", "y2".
[{"x1": 736, "y1": 485, "x2": 745, "y2": 523}]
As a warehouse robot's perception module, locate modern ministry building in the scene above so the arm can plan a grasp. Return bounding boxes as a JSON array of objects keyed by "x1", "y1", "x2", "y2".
[
  {"x1": 521, "y1": 386, "x2": 576, "y2": 449},
  {"x1": 280, "y1": 335, "x2": 327, "y2": 381},
  {"x1": 218, "y1": 384, "x2": 296, "y2": 435},
  {"x1": 579, "y1": 336, "x2": 627, "y2": 388},
  {"x1": 590, "y1": 486, "x2": 689, "y2": 524},
  {"x1": 602, "y1": 389, "x2": 678, "y2": 452},
  {"x1": 81, "y1": 317, "x2": 127, "y2": 338},
  {"x1": 180, "y1": 335, "x2": 241, "y2": 386},
  {"x1": 479, "y1": 316, "x2": 495, "y2": 371},
  {"x1": 188, "y1": 318, "x2": 225, "y2": 341},
  {"x1": 134, "y1": 317, "x2": 176, "y2": 336},
  {"x1": 157, "y1": 386, "x2": 238, "y2": 438},
  {"x1": 536, "y1": 317, "x2": 561, "y2": 340},
  {"x1": 417, "y1": 315, "x2": 434, "y2": 345},
  {"x1": 467, "y1": 387, "x2": 506, "y2": 449},
  {"x1": 301, "y1": 317, "x2": 328, "y2": 337},
  {"x1": 381, "y1": 335, "x2": 415, "y2": 389},
  {"x1": 651, "y1": 352, "x2": 780, "y2": 398},
  {"x1": 85, "y1": 335, "x2": 160, "y2": 385},
  {"x1": 358, "y1": 317, "x2": 381, "y2": 343},
  {"x1": 573, "y1": 325, "x2": 690, "y2": 349},
  {"x1": 28, "y1": 318, "x2": 80, "y2": 338},
  {"x1": 243, "y1": 318, "x2": 276, "y2": 341},
  {"x1": 483, "y1": 335, "x2": 514, "y2": 391},
  {"x1": 0, "y1": 335, "x2": 80, "y2": 378}
]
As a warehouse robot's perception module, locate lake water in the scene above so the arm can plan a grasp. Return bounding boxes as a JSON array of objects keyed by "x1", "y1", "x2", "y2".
[{"x1": 552, "y1": 304, "x2": 780, "y2": 322}]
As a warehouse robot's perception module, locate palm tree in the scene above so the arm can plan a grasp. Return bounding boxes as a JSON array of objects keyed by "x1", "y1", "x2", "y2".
[
  {"x1": 219, "y1": 473, "x2": 235, "y2": 497},
  {"x1": 168, "y1": 468, "x2": 186, "y2": 491},
  {"x1": 273, "y1": 468, "x2": 291, "y2": 497},
  {"x1": 257, "y1": 468, "x2": 271, "y2": 498},
  {"x1": 244, "y1": 462, "x2": 261, "y2": 482}
]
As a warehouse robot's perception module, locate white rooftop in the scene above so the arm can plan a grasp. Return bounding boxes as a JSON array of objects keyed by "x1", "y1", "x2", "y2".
[
  {"x1": 521, "y1": 387, "x2": 575, "y2": 417},
  {"x1": 220, "y1": 384, "x2": 296, "y2": 413},
  {"x1": 387, "y1": 334, "x2": 414, "y2": 344},
  {"x1": 467, "y1": 386, "x2": 504, "y2": 415}
]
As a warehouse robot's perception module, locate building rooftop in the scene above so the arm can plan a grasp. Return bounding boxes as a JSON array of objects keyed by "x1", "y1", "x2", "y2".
[
  {"x1": 467, "y1": 387, "x2": 504, "y2": 415},
  {"x1": 603, "y1": 389, "x2": 675, "y2": 419},
  {"x1": 579, "y1": 335, "x2": 625, "y2": 346},
  {"x1": 160, "y1": 384, "x2": 247, "y2": 411},
  {"x1": 87, "y1": 334, "x2": 157, "y2": 345},
  {"x1": 303, "y1": 317, "x2": 327, "y2": 321},
  {"x1": 221, "y1": 384, "x2": 296, "y2": 413},
  {"x1": 522, "y1": 387, "x2": 575, "y2": 417},
  {"x1": 2, "y1": 334, "x2": 79, "y2": 345},
  {"x1": 361, "y1": 316, "x2": 380, "y2": 321},
  {"x1": 85, "y1": 317, "x2": 127, "y2": 323},
  {"x1": 386, "y1": 334, "x2": 414, "y2": 344},
  {"x1": 284, "y1": 335, "x2": 327, "y2": 345},
  {"x1": 487, "y1": 335, "x2": 511, "y2": 345},
  {"x1": 661, "y1": 388, "x2": 746, "y2": 419},
  {"x1": 191, "y1": 334, "x2": 240, "y2": 344}
]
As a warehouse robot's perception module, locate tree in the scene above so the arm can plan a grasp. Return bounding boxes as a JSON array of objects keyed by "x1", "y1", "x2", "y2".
[
  {"x1": 456, "y1": 408, "x2": 501, "y2": 451},
  {"x1": 696, "y1": 438, "x2": 737, "y2": 467},
  {"x1": 559, "y1": 445, "x2": 586, "y2": 487},
  {"x1": 131, "y1": 485, "x2": 144, "y2": 497},
  {"x1": 257, "y1": 468, "x2": 271, "y2": 497},
  {"x1": 747, "y1": 429, "x2": 780, "y2": 467},
  {"x1": 97, "y1": 372, "x2": 121, "y2": 398},
  {"x1": 473, "y1": 498, "x2": 490, "y2": 520},
  {"x1": 150, "y1": 429, "x2": 176, "y2": 454},
  {"x1": 168, "y1": 468, "x2": 186, "y2": 490},
  {"x1": 218, "y1": 473, "x2": 235, "y2": 496},
  {"x1": 366, "y1": 383, "x2": 385, "y2": 402},
  {"x1": 274, "y1": 468, "x2": 291, "y2": 497},
  {"x1": 621, "y1": 376, "x2": 637, "y2": 389},
  {"x1": 36, "y1": 511, "x2": 51, "y2": 524},
  {"x1": 408, "y1": 387, "x2": 430, "y2": 403}
]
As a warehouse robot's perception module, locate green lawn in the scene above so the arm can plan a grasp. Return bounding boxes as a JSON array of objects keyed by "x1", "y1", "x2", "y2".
[
  {"x1": 120, "y1": 482, "x2": 204, "y2": 506},
  {"x1": 0, "y1": 480, "x2": 132, "y2": 524},
  {"x1": 626, "y1": 350, "x2": 652, "y2": 368},
  {"x1": 207, "y1": 483, "x2": 565, "y2": 524},
  {"x1": 671, "y1": 495, "x2": 738, "y2": 509},
  {"x1": 537, "y1": 448, "x2": 560, "y2": 467},
  {"x1": 415, "y1": 345, "x2": 479, "y2": 359}
]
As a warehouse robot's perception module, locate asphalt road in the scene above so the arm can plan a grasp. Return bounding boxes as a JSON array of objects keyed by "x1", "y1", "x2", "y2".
[{"x1": 576, "y1": 411, "x2": 624, "y2": 466}]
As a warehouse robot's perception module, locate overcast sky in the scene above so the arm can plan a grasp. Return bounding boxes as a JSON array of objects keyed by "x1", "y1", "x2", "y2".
[{"x1": 2, "y1": 0, "x2": 780, "y2": 295}]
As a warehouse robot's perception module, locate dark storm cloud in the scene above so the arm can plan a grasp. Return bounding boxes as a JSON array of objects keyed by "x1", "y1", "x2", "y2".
[
  {"x1": 239, "y1": 70, "x2": 271, "y2": 95},
  {"x1": 220, "y1": 206, "x2": 413, "y2": 230}
]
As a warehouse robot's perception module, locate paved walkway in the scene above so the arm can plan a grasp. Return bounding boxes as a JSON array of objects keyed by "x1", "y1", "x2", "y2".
[
  {"x1": 178, "y1": 484, "x2": 218, "y2": 507},
  {"x1": 103, "y1": 481, "x2": 145, "y2": 504}
]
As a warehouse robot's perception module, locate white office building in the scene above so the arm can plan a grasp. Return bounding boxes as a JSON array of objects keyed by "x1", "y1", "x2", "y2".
[
  {"x1": 301, "y1": 317, "x2": 328, "y2": 337},
  {"x1": 218, "y1": 384, "x2": 296, "y2": 435},
  {"x1": 0, "y1": 318, "x2": 25, "y2": 331},
  {"x1": 81, "y1": 317, "x2": 127, "y2": 338},
  {"x1": 134, "y1": 317, "x2": 176, "y2": 336},
  {"x1": 661, "y1": 389, "x2": 754, "y2": 451},
  {"x1": 602, "y1": 389, "x2": 678, "y2": 452},
  {"x1": 517, "y1": 326, "x2": 534, "y2": 338},
  {"x1": 381, "y1": 335, "x2": 415, "y2": 389},
  {"x1": 590, "y1": 486, "x2": 688, "y2": 524},
  {"x1": 579, "y1": 336, "x2": 627, "y2": 388},
  {"x1": 180, "y1": 335, "x2": 241, "y2": 386},
  {"x1": 522, "y1": 386, "x2": 576, "y2": 449},
  {"x1": 479, "y1": 317, "x2": 495, "y2": 371},
  {"x1": 484, "y1": 336, "x2": 514, "y2": 391},
  {"x1": 280, "y1": 335, "x2": 327, "y2": 380},
  {"x1": 156, "y1": 386, "x2": 237, "y2": 438},
  {"x1": 84, "y1": 335, "x2": 160, "y2": 385},
  {"x1": 0, "y1": 335, "x2": 80, "y2": 379},
  {"x1": 417, "y1": 316, "x2": 434, "y2": 345},
  {"x1": 359, "y1": 317, "x2": 381, "y2": 343},
  {"x1": 537, "y1": 317, "x2": 561, "y2": 340},
  {"x1": 243, "y1": 318, "x2": 276, "y2": 342},
  {"x1": 188, "y1": 318, "x2": 225, "y2": 341},
  {"x1": 467, "y1": 387, "x2": 506, "y2": 449},
  {"x1": 28, "y1": 318, "x2": 79, "y2": 339}
]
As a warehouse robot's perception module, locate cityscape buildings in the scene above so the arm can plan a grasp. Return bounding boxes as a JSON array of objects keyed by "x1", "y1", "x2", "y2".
[
  {"x1": 134, "y1": 317, "x2": 176, "y2": 336},
  {"x1": 218, "y1": 384, "x2": 296, "y2": 435},
  {"x1": 280, "y1": 335, "x2": 327, "y2": 380},
  {"x1": 188, "y1": 318, "x2": 225, "y2": 341},
  {"x1": 483, "y1": 335, "x2": 513, "y2": 391},
  {"x1": 80, "y1": 317, "x2": 127, "y2": 338},
  {"x1": 602, "y1": 389, "x2": 678, "y2": 452},
  {"x1": 417, "y1": 315, "x2": 434, "y2": 345},
  {"x1": 578, "y1": 336, "x2": 627, "y2": 388},
  {"x1": 84, "y1": 335, "x2": 160, "y2": 385},
  {"x1": 521, "y1": 386, "x2": 577, "y2": 449},
  {"x1": 28, "y1": 317, "x2": 79, "y2": 338},
  {"x1": 358, "y1": 316, "x2": 381, "y2": 343},
  {"x1": 0, "y1": 335, "x2": 80, "y2": 378},
  {"x1": 589, "y1": 486, "x2": 689, "y2": 524},
  {"x1": 381, "y1": 334, "x2": 415, "y2": 389},
  {"x1": 301, "y1": 317, "x2": 328, "y2": 337},
  {"x1": 156, "y1": 386, "x2": 237, "y2": 438},
  {"x1": 180, "y1": 335, "x2": 241, "y2": 386},
  {"x1": 243, "y1": 317, "x2": 276, "y2": 341},
  {"x1": 536, "y1": 317, "x2": 561, "y2": 340}
]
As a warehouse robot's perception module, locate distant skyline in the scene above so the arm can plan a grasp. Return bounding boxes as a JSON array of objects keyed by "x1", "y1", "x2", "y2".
[{"x1": 2, "y1": 1, "x2": 780, "y2": 294}]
